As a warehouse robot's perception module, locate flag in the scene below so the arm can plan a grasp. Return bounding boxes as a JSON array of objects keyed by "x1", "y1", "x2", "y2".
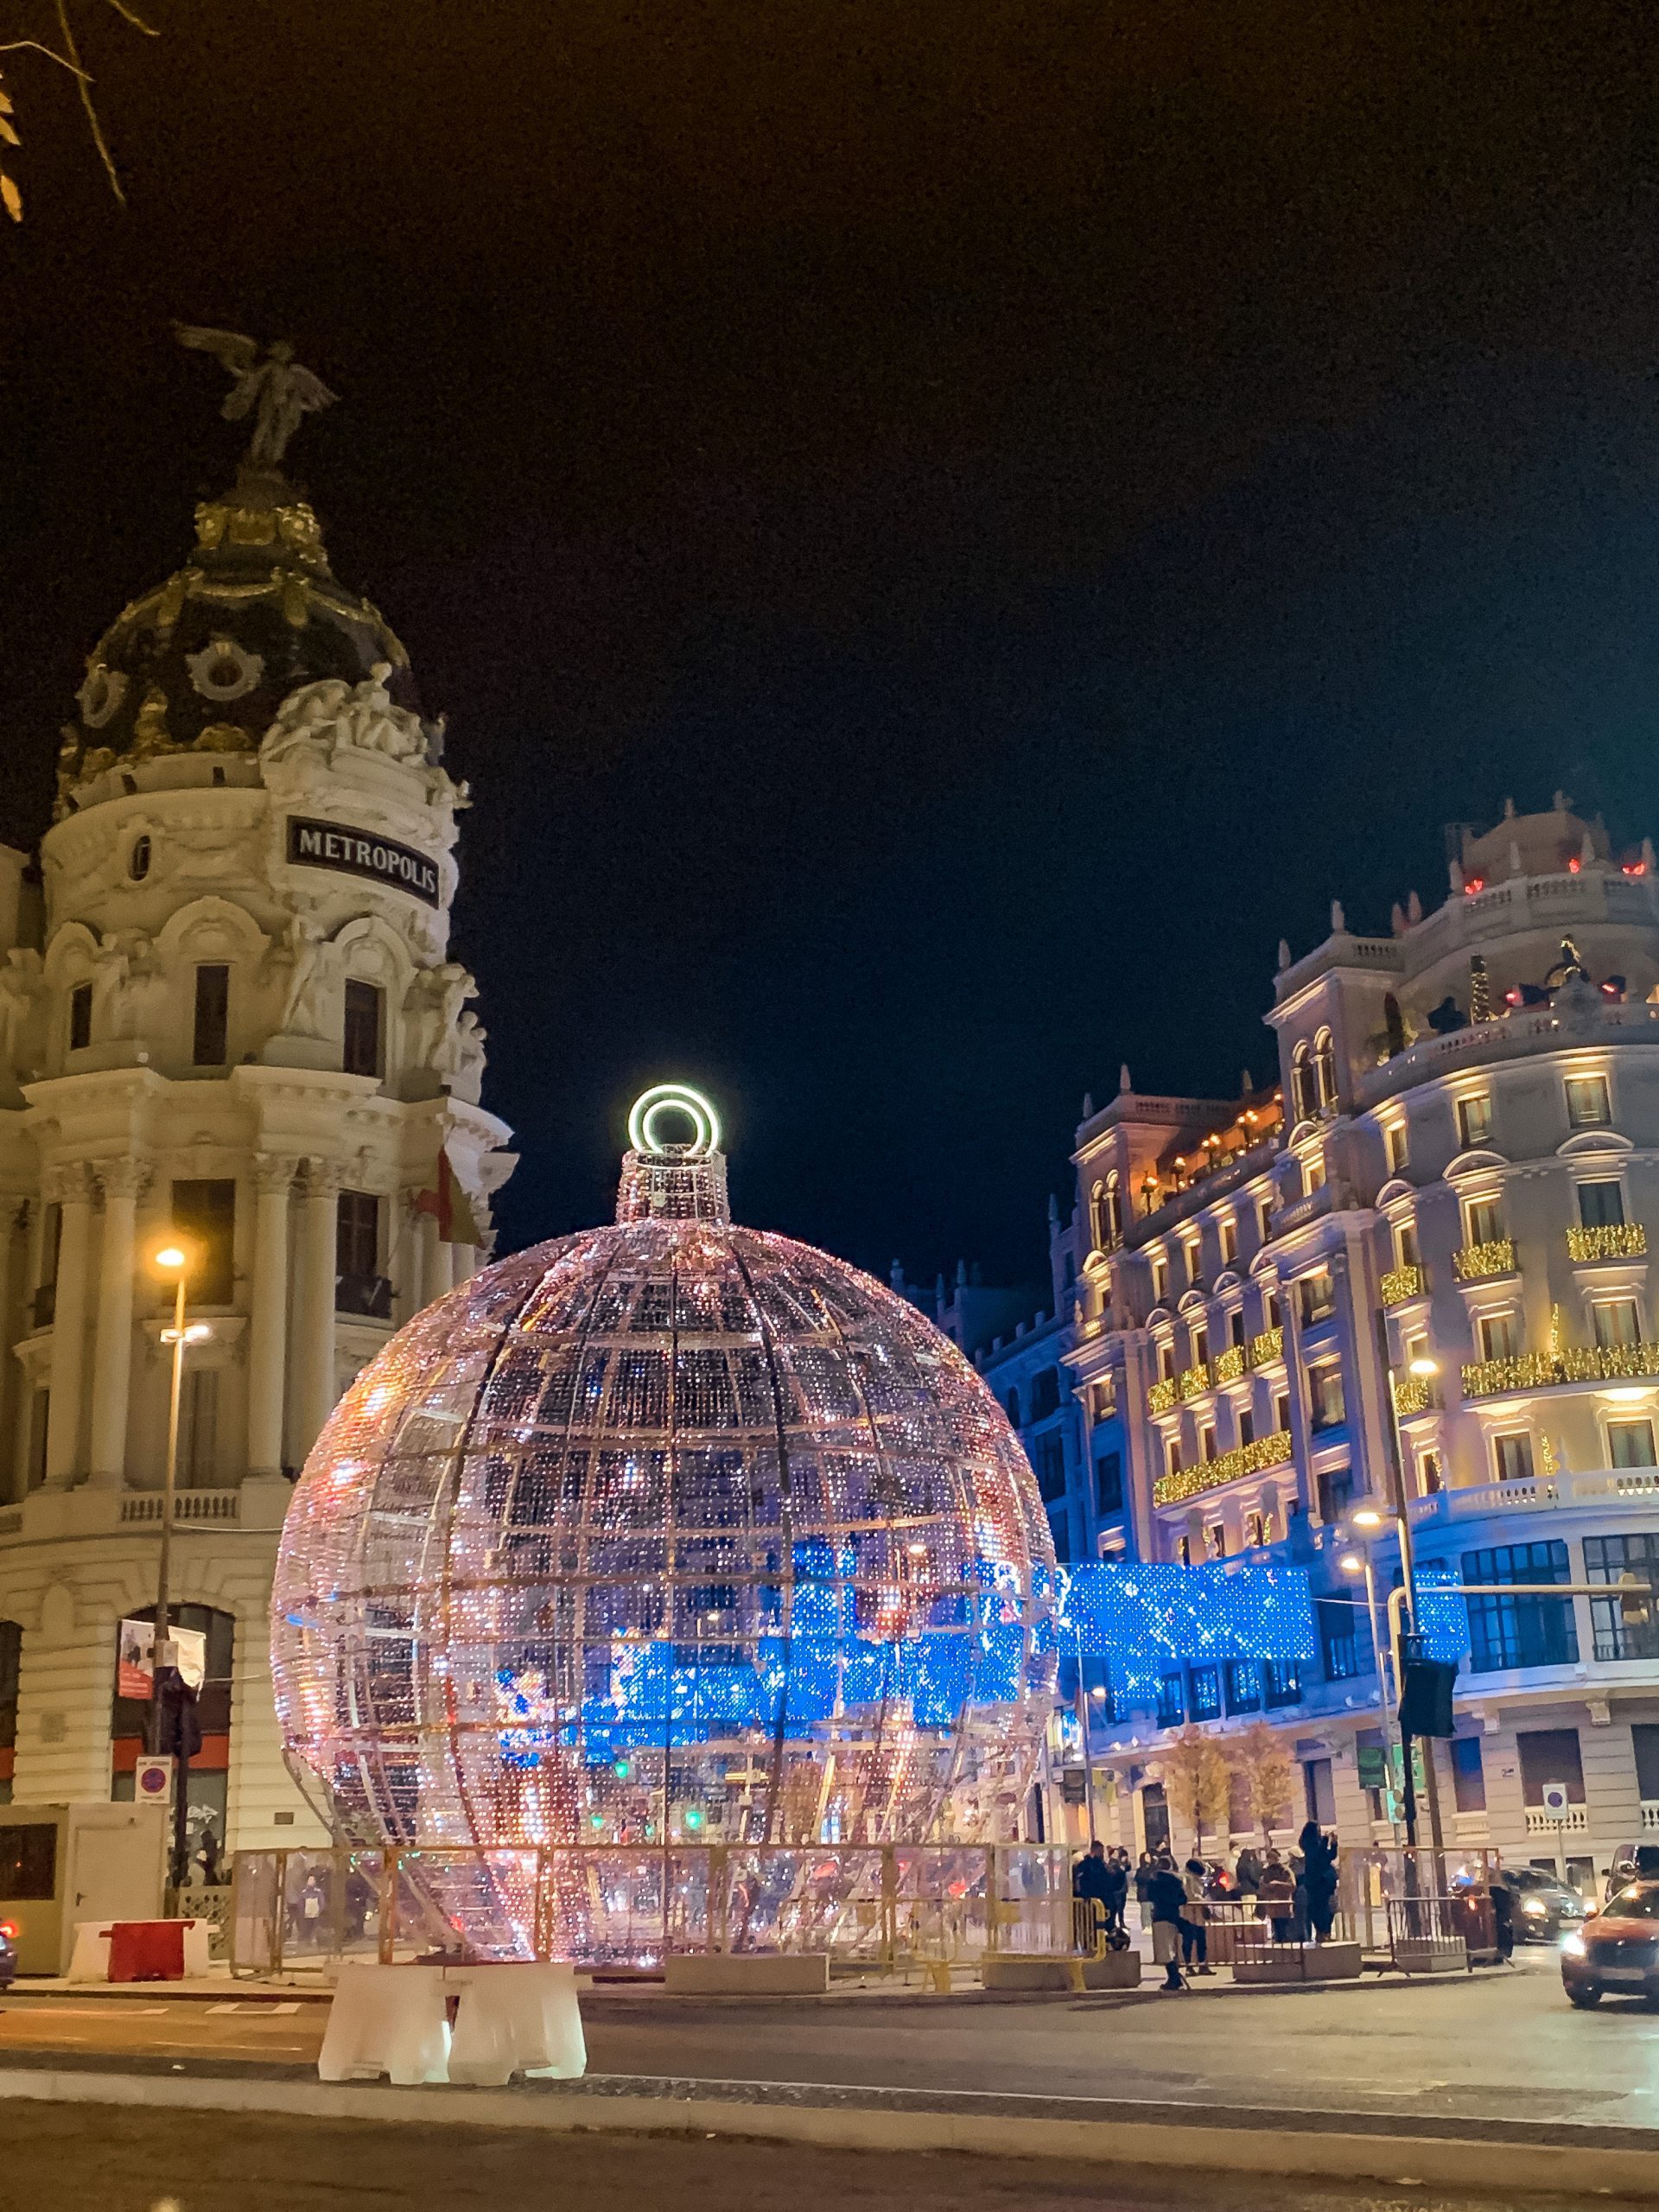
[{"x1": 415, "y1": 1145, "x2": 480, "y2": 1245}]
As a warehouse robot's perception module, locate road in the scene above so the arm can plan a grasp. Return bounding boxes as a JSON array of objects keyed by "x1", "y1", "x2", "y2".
[
  {"x1": 1, "y1": 1949, "x2": 1656, "y2": 2130},
  {"x1": 0, "y1": 2102, "x2": 1614, "y2": 2212}
]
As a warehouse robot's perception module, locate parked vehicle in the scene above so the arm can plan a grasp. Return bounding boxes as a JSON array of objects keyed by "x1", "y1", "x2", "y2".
[
  {"x1": 1505, "y1": 1866, "x2": 1587, "y2": 1942},
  {"x1": 1562, "y1": 1880, "x2": 1659, "y2": 2008}
]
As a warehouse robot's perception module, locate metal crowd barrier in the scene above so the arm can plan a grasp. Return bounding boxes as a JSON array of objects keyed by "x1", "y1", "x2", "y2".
[{"x1": 230, "y1": 1841, "x2": 1075, "y2": 1978}]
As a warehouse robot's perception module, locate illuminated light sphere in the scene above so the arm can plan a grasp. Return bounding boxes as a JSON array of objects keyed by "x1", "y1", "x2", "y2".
[{"x1": 272, "y1": 1088, "x2": 1058, "y2": 1961}]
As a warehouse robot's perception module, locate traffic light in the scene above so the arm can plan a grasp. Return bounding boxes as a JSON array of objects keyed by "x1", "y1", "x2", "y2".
[{"x1": 1398, "y1": 1657, "x2": 1457, "y2": 1738}]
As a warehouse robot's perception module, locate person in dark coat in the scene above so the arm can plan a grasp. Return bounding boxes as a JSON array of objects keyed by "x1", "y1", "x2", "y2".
[
  {"x1": 1233, "y1": 1845, "x2": 1262, "y2": 1895},
  {"x1": 1298, "y1": 1821, "x2": 1339, "y2": 1942},
  {"x1": 1147, "y1": 1859, "x2": 1189, "y2": 1990},
  {"x1": 1101, "y1": 1849, "x2": 1129, "y2": 1939},
  {"x1": 1073, "y1": 1840, "x2": 1110, "y2": 1948},
  {"x1": 1489, "y1": 1871, "x2": 1516, "y2": 1964}
]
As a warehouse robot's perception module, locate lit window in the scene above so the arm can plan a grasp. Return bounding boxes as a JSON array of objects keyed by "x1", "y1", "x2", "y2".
[
  {"x1": 1608, "y1": 1420, "x2": 1658, "y2": 1469},
  {"x1": 1566, "y1": 1074, "x2": 1612, "y2": 1130},
  {"x1": 1395, "y1": 1218, "x2": 1420, "y2": 1268},
  {"x1": 1309, "y1": 1364, "x2": 1345, "y2": 1431},
  {"x1": 1494, "y1": 1432, "x2": 1535, "y2": 1484},
  {"x1": 1184, "y1": 1242, "x2": 1201, "y2": 1287},
  {"x1": 1151, "y1": 1255, "x2": 1169, "y2": 1306},
  {"x1": 1304, "y1": 1152, "x2": 1327, "y2": 1193},
  {"x1": 1158, "y1": 1339, "x2": 1176, "y2": 1382},
  {"x1": 1464, "y1": 1195, "x2": 1504, "y2": 1247},
  {"x1": 1299, "y1": 1270, "x2": 1336, "y2": 1325},
  {"x1": 1457, "y1": 1093, "x2": 1493, "y2": 1148},
  {"x1": 1220, "y1": 1217, "x2": 1238, "y2": 1265},
  {"x1": 1593, "y1": 1300, "x2": 1643, "y2": 1350},
  {"x1": 1578, "y1": 1180, "x2": 1625, "y2": 1230},
  {"x1": 1192, "y1": 1325, "x2": 1210, "y2": 1365},
  {"x1": 1417, "y1": 1449, "x2": 1443, "y2": 1496},
  {"x1": 1165, "y1": 1435, "x2": 1181, "y2": 1480},
  {"x1": 1198, "y1": 1422, "x2": 1217, "y2": 1463},
  {"x1": 1257, "y1": 1197, "x2": 1274, "y2": 1243},
  {"x1": 1206, "y1": 1523, "x2": 1226, "y2": 1560},
  {"x1": 1478, "y1": 1311, "x2": 1519, "y2": 1362},
  {"x1": 1384, "y1": 1120, "x2": 1408, "y2": 1173}
]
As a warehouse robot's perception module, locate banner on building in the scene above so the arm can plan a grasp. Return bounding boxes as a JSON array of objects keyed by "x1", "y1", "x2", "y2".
[{"x1": 118, "y1": 1619, "x2": 206, "y2": 1700}]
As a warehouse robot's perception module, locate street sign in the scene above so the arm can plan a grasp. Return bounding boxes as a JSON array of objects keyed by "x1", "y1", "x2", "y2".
[
  {"x1": 1541, "y1": 1780, "x2": 1571, "y2": 1818},
  {"x1": 134, "y1": 1756, "x2": 175, "y2": 1805}
]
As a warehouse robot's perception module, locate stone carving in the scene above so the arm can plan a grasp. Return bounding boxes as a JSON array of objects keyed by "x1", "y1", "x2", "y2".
[
  {"x1": 273, "y1": 915, "x2": 340, "y2": 1039},
  {"x1": 77, "y1": 664, "x2": 127, "y2": 729},
  {"x1": 0, "y1": 950, "x2": 43, "y2": 1070},
  {"x1": 95, "y1": 1159, "x2": 152, "y2": 1204},
  {"x1": 264, "y1": 666, "x2": 429, "y2": 766},
  {"x1": 251, "y1": 1153, "x2": 302, "y2": 1197},
  {"x1": 174, "y1": 327, "x2": 339, "y2": 468},
  {"x1": 186, "y1": 636, "x2": 264, "y2": 703},
  {"x1": 446, "y1": 1009, "x2": 486, "y2": 1103},
  {"x1": 90, "y1": 929, "x2": 157, "y2": 1041},
  {"x1": 404, "y1": 963, "x2": 476, "y2": 1078}
]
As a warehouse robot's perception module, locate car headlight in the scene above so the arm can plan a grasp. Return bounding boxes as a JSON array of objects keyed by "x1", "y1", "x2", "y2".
[
  {"x1": 1561, "y1": 1931, "x2": 1587, "y2": 1959},
  {"x1": 1522, "y1": 1899, "x2": 1547, "y2": 1916}
]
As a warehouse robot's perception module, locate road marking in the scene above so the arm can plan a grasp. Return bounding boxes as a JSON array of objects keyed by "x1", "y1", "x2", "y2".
[{"x1": 207, "y1": 2003, "x2": 243, "y2": 2014}]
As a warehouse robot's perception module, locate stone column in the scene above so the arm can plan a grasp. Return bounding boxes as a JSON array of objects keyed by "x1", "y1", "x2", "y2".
[
  {"x1": 43, "y1": 1162, "x2": 95, "y2": 1489},
  {"x1": 248, "y1": 1154, "x2": 297, "y2": 1478},
  {"x1": 296, "y1": 1160, "x2": 342, "y2": 1459},
  {"x1": 88, "y1": 1159, "x2": 149, "y2": 1487}
]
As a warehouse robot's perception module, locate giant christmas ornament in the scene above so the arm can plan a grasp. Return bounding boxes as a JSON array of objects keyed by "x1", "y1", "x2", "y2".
[{"x1": 273, "y1": 1088, "x2": 1058, "y2": 1960}]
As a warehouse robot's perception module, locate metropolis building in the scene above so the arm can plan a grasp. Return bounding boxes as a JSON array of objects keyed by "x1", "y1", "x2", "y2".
[
  {"x1": 986, "y1": 798, "x2": 1659, "y2": 1882},
  {"x1": 0, "y1": 416, "x2": 512, "y2": 1853}
]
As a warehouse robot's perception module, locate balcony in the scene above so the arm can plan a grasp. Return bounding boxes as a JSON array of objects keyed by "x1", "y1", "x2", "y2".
[
  {"x1": 1147, "y1": 1375, "x2": 1179, "y2": 1415},
  {"x1": 1249, "y1": 1325, "x2": 1284, "y2": 1369},
  {"x1": 118, "y1": 1489, "x2": 241, "y2": 1525},
  {"x1": 1154, "y1": 1427, "x2": 1294, "y2": 1508},
  {"x1": 1177, "y1": 1361, "x2": 1213, "y2": 1403},
  {"x1": 1409, "y1": 1465, "x2": 1659, "y2": 1522},
  {"x1": 1390, "y1": 1370, "x2": 1438, "y2": 1416},
  {"x1": 1567, "y1": 1223, "x2": 1648, "y2": 1262},
  {"x1": 1525, "y1": 1804, "x2": 1588, "y2": 1836},
  {"x1": 1213, "y1": 1344, "x2": 1246, "y2": 1383},
  {"x1": 1381, "y1": 1263, "x2": 1427, "y2": 1308},
  {"x1": 1461, "y1": 1343, "x2": 1659, "y2": 1398},
  {"x1": 1452, "y1": 1238, "x2": 1516, "y2": 1283}
]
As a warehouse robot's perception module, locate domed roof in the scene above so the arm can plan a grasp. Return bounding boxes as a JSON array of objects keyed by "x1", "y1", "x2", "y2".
[
  {"x1": 59, "y1": 461, "x2": 423, "y2": 803},
  {"x1": 273, "y1": 1089, "x2": 1057, "y2": 1961}
]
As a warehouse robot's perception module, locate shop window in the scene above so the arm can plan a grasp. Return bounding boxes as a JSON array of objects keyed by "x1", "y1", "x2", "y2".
[
  {"x1": 192, "y1": 963, "x2": 230, "y2": 1065},
  {"x1": 1451, "y1": 1736, "x2": 1486, "y2": 1813},
  {"x1": 1566, "y1": 1074, "x2": 1611, "y2": 1130},
  {"x1": 1579, "y1": 1180, "x2": 1625, "y2": 1230},
  {"x1": 169, "y1": 1179, "x2": 235, "y2": 1306},
  {"x1": 1462, "y1": 1541, "x2": 1577, "y2": 1671},
  {"x1": 1457, "y1": 1093, "x2": 1492, "y2": 1148}
]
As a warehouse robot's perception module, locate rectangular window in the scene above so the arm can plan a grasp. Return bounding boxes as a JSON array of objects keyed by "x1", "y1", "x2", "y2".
[
  {"x1": 336, "y1": 1189, "x2": 379, "y2": 1281},
  {"x1": 1385, "y1": 1121, "x2": 1408, "y2": 1173},
  {"x1": 1517, "y1": 1726, "x2": 1585, "y2": 1805},
  {"x1": 1034, "y1": 1431, "x2": 1066, "y2": 1503},
  {"x1": 1585, "y1": 1534, "x2": 1659, "y2": 1662},
  {"x1": 1593, "y1": 1299, "x2": 1643, "y2": 1350},
  {"x1": 0, "y1": 1824, "x2": 57, "y2": 1903},
  {"x1": 67, "y1": 982, "x2": 92, "y2": 1052},
  {"x1": 1189, "y1": 1665, "x2": 1221, "y2": 1721},
  {"x1": 1245, "y1": 1510, "x2": 1266, "y2": 1548},
  {"x1": 1205, "y1": 1522, "x2": 1226, "y2": 1559},
  {"x1": 1395, "y1": 1218, "x2": 1420, "y2": 1268},
  {"x1": 1418, "y1": 1448, "x2": 1444, "y2": 1497},
  {"x1": 1457, "y1": 1093, "x2": 1492, "y2": 1148},
  {"x1": 1465, "y1": 1195, "x2": 1504, "y2": 1246},
  {"x1": 1158, "y1": 1339, "x2": 1176, "y2": 1382},
  {"x1": 1579, "y1": 1179, "x2": 1626, "y2": 1230},
  {"x1": 1478, "y1": 1312, "x2": 1519, "y2": 1361},
  {"x1": 1094, "y1": 1450, "x2": 1123, "y2": 1515},
  {"x1": 1156, "y1": 1674, "x2": 1185, "y2": 1729},
  {"x1": 178, "y1": 1365, "x2": 218, "y2": 1488},
  {"x1": 1299, "y1": 1270, "x2": 1336, "y2": 1325},
  {"x1": 1229, "y1": 1307, "x2": 1246, "y2": 1350},
  {"x1": 1192, "y1": 1325, "x2": 1209, "y2": 1366},
  {"x1": 1566, "y1": 1074, "x2": 1612, "y2": 1130},
  {"x1": 1633, "y1": 1722, "x2": 1659, "y2": 1802},
  {"x1": 1263, "y1": 1658, "x2": 1302, "y2": 1708},
  {"x1": 192, "y1": 963, "x2": 230, "y2": 1065},
  {"x1": 169, "y1": 1178, "x2": 235, "y2": 1306},
  {"x1": 1303, "y1": 1756, "x2": 1336, "y2": 1826},
  {"x1": 1220, "y1": 1218, "x2": 1238, "y2": 1265},
  {"x1": 1451, "y1": 1735, "x2": 1486, "y2": 1814},
  {"x1": 1608, "y1": 1420, "x2": 1658, "y2": 1469},
  {"x1": 1257, "y1": 1198, "x2": 1274, "y2": 1243},
  {"x1": 1198, "y1": 1422, "x2": 1217, "y2": 1463},
  {"x1": 1185, "y1": 1243, "x2": 1201, "y2": 1287},
  {"x1": 1318, "y1": 1462, "x2": 1354, "y2": 1519},
  {"x1": 1274, "y1": 1389, "x2": 1291, "y2": 1433},
  {"x1": 1308, "y1": 1363, "x2": 1345, "y2": 1431},
  {"x1": 1174, "y1": 1535, "x2": 1192, "y2": 1567},
  {"x1": 342, "y1": 979, "x2": 385, "y2": 1080},
  {"x1": 1319, "y1": 1597, "x2": 1361, "y2": 1681},
  {"x1": 1237, "y1": 1407, "x2": 1255, "y2": 1448},
  {"x1": 1151, "y1": 1256, "x2": 1169, "y2": 1305},
  {"x1": 1494, "y1": 1431, "x2": 1535, "y2": 1483},
  {"x1": 1461, "y1": 1541, "x2": 1578, "y2": 1672},
  {"x1": 25, "y1": 1389, "x2": 48, "y2": 1491},
  {"x1": 1164, "y1": 1435, "x2": 1181, "y2": 1480},
  {"x1": 1224, "y1": 1659, "x2": 1262, "y2": 1714}
]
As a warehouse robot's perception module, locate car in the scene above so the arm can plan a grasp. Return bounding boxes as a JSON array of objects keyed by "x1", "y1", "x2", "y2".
[
  {"x1": 1504, "y1": 1866, "x2": 1588, "y2": 1942},
  {"x1": 0, "y1": 1919, "x2": 15, "y2": 1992},
  {"x1": 1561, "y1": 1879, "x2": 1659, "y2": 2007}
]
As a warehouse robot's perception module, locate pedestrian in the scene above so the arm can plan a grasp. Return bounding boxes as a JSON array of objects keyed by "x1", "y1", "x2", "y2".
[
  {"x1": 1147, "y1": 1857, "x2": 1189, "y2": 1991},
  {"x1": 195, "y1": 1825, "x2": 222, "y2": 1886},
  {"x1": 1298, "y1": 1821, "x2": 1339, "y2": 1943},
  {"x1": 1134, "y1": 1850, "x2": 1156, "y2": 1931},
  {"x1": 1489, "y1": 1871, "x2": 1516, "y2": 1965},
  {"x1": 1256, "y1": 1849, "x2": 1296, "y2": 1942},
  {"x1": 1073, "y1": 1838, "x2": 1111, "y2": 1949},
  {"x1": 1233, "y1": 1843, "x2": 1262, "y2": 1896},
  {"x1": 1179, "y1": 1856, "x2": 1213, "y2": 1974},
  {"x1": 1102, "y1": 1848, "x2": 1130, "y2": 1942}
]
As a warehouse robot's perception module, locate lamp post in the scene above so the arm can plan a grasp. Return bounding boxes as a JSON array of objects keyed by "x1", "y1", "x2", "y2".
[
  {"x1": 1339, "y1": 1541, "x2": 1398, "y2": 1840},
  {"x1": 1381, "y1": 1352, "x2": 1440, "y2": 1851},
  {"x1": 149, "y1": 1240, "x2": 209, "y2": 1888}
]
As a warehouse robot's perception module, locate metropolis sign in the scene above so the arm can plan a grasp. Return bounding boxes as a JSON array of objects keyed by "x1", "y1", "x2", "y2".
[{"x1": 286, "y1": 816, "x2": 441, "y2": 906}]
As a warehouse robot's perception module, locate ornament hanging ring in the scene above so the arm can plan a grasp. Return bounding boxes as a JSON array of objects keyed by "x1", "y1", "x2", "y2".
[{"x1": 628, "y1": 1083, "x2": 721, "y2": 1160}]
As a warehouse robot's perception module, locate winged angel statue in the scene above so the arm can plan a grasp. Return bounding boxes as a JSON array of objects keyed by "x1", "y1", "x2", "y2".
[{"x1": 175, "y1": 326, "x2": 339, "y2": 467}]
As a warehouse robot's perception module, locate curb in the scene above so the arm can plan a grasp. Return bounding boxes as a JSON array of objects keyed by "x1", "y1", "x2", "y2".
[{"x1": 0, "y1": 2065, "x2": 1655, "y2": 2196}]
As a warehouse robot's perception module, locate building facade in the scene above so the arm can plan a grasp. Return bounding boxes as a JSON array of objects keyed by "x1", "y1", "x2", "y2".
[
  {"x1": 0, "y1": 433, "x2": 512, "y2": 1856},
  {"x1": 1024, "y1": 798, "x2": 1659, "y2": 1880}
]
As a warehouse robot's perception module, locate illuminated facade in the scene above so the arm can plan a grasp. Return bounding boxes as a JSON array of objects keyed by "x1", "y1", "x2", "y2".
[
  {"x1": 274, "y1": 1091, "x2": 1058, "y2": 1960},
  {"x1": 1052, "y1": 799, "x2": 1659, "y2": 1877},
  {"x1": 0, "y1": 418, "x2": 510, "y2": 1853}
]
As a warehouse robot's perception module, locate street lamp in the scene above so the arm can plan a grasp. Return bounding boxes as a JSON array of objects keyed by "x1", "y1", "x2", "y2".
[
  {"x1": 1382, "y1": 1351, "x2": 1440, "y2": 1854},
  {"x1": 150, "y1": 1239, "x2": 209, "y2": 1887},
  {"x1": 1339, "y1": 1545, "x2": 1400, "y2": 1840}
]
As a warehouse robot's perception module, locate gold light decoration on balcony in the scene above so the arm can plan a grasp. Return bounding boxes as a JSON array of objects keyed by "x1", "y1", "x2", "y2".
[
  {"x1": 1460, "y1": 1351, "x2": 1557, "y2": 1397},
  {"x1": 1452, "y1": 1238, "x2": 1517, "y2": 1282},
  {"x1": 1461, "y1": 1342, "x2": 1659, "y2": 1398},
  {"x1": 1381, "y1": 1263, "x2": 1427, "y2": 1307},
  {"x1": 1147, "y1": 1374, "x2": 1179, "y2": 1415},
  {"x1": 1566, "y1": 1224, "x2": 1649, "y2": 1262},
  {"x1": 1248, "y1": 1326, "x2": 1284, "y2": 1369},
  {"x1": 1178, "y1": 1361, "x2": 1213, "y2": 1402},
  {"x1": 1390, "y1": 1370, "x2": 1435, "y2": 1415},
  {"x1": 1560, "y1": 1343, "x2": 1659, "y2": 1382},
  {"x1": 1154, "y1": 1428, "x2": 1294, "y2": 1508},
  {"x1": 1213, "y1": 1344, "x2": 1245, "y2": 1383}
]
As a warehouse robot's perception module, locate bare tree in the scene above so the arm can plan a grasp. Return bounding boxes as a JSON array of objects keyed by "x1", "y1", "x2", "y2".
[
  {"x1": 1154, "y1": 1724, "x2": 1232, "y2": 1856},
  {"x1": 1235, "y1": 1718, "x2": 1295, "y2": 1845},
  {"x1": 2, "y1": 0, "x2": 159, "y2": 222}
]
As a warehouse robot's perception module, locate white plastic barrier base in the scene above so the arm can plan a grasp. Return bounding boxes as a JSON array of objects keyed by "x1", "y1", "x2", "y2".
[
  {"x1": 67, "y1": 1919, "x2": 213, "y2": 1983},
  {"x1": 318, "y1": 1962, "x2": 586, "y2": 2088}
]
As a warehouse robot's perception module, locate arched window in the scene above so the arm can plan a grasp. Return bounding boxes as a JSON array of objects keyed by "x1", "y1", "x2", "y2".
[
  {"x1": 1104, "y1": 1172, "x2": 1122, "y2": 1249},
  {"x1": 111, "y1": 1604, "x2": 235, "y2": 1875},
  {"x1": 128, "y1": 835, "x2": 151, "y2": 882},
  {"x1": 1313, "y1": 1028, "x2": 1338, "y2": 1113},
  {"x1": 1291, "y1": 1040, "x2": 1315, "y2": 1122}
]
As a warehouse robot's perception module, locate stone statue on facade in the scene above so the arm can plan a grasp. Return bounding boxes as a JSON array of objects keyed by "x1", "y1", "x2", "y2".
[
  {"x1": 405, "y1": 962, "x2": 476, "y2": 1077},
  {"x1": 90, "y1": 928, "x2": 156, "y2": 1041},
  {"x1": 174, "y1": 326, "x2": 339, "y2": 467},
  {"x1": 277, "y1": 915, "x2": 339, "y2": 1038},
  {"x1": 0, "y1": 950, "x2": 42, "y2": 1073}
]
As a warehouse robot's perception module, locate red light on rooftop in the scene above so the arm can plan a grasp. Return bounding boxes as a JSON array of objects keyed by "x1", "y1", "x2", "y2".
[
  {"x1": 1465, "y1": 876, "x2": 1485, "y2": 895},
  {"x1": 1504, "y1": 988, "x2": 1523, "y2": 1006},
  {"x1": 1568, "y1": 857, "x2": 1581, "y2": 874},
  {"x1": 1624, "y1": 861, "x2": 1646, "y2": 877}
]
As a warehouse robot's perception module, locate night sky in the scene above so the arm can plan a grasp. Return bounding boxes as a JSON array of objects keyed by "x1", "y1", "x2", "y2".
[{"x1": 6, "y1": 1, "x2": 1659, "y2": 1291}]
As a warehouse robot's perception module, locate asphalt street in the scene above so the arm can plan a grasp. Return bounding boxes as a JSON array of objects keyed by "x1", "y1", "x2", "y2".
[{"x1": 2, "y1": 1948, "x2": 1657, "y2": 2130}]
